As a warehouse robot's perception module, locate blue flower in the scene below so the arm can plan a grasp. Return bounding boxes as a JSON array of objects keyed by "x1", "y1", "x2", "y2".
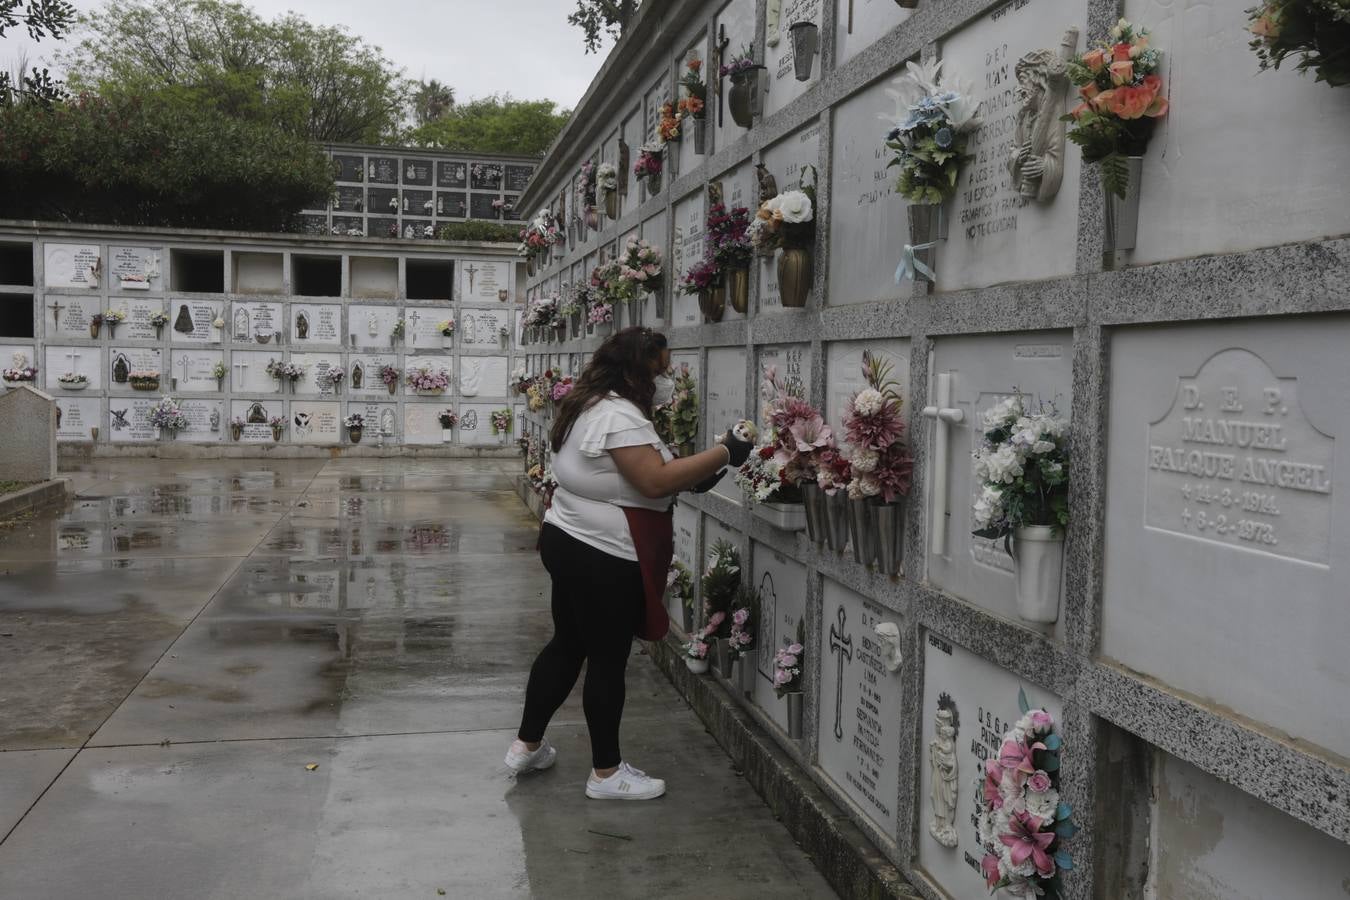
[
  {"x1": 886, "y1": 127, "x2": 902, "y2": 142},
  {"x1": 934, "y1": 127, "x2": 954, "y2": 149}
]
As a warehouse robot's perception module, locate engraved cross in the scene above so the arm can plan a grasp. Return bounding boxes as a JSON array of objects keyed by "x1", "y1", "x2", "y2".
[{"x1": 828, "y1": 606, "x2": 853, "y2": 742}]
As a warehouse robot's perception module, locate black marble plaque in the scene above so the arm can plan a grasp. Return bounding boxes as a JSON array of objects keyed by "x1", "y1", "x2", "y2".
[
  {"x1": 401, "y1": 219, "x2": 435, "y2": 239},
  {"x1": 437, "y1": 161, "x2": 468, "y2": 188},
  {"x1": 505, "y1": 165, "x2": 534, "y2": 193},
  {"x1": 470, "y1": 162, "x2": 504, "y2": 191},
  {"x1": 403, "y1": 159, "x2": 434, "y2": 185},
  {"x1": 331, "y1": 216, "x2": 365, "y2": 236},
  {"x1": 369, "y1": 156, "x2": 398, "y2": 184},
  {"x1": 470, "y1": 193, "x2": 501, "y2": 220},
  {"x1": 368, "y1": 188, "x2": 399, "y2": 216},
  {"x1": 333, "y1": 154, "x2": 364, "y2": 183},
  {"x1": 369, "y1": 217, "x2": 399, "y2": 239},
  {"x1": 403, "y1": 189, "x2": 434, "y2": 217},
  {"x1": 334, "y1": 186, "x2": 365, "y2": 213},
  {"x1": 436, "y1": 192, "x2": 468, "y2": 219},
  {"x1": 299, "y1": 215, "x2": 329, "y2": 236}
]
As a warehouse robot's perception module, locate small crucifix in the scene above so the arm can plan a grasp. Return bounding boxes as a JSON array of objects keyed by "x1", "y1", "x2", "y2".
[
  {"x1": 714, "y1": 24, "x2": 730, "y2": 128},
  {"x1": 464, "y1": 263, "x2": 479, "y2": 294},
  {"x1": 828, "y1": 607, "x2": 853, "y2": 743},
  {"x1": 178, "y1": 355, "x2": 192, "y2": 387},
  {"x1": 48, "y1": 299, "x2": 65, "y2": 328}
]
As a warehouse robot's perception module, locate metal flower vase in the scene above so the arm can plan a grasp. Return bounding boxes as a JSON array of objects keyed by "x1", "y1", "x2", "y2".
[
  {"x1": 785, "y1": 691, "x2": 804, "y2": 739},
  {"x1": 728, "y1": 266, "x2": 750, "y2": 314},
  {"x1": 739, "y1": 654, "x2": 757, "y2": 695},
  {"x1": 680, "y1": 603, "x2": 694, "y2": 635},
  {"x1": 906, "y1": 203, "x2": 946, "y2": 286},
  {"x1": 1011, "y1": 525, "x2": 1065, "y2": 623},
  {"x1": 692, "y1": 116, "x2": 707, "y2": 154},
  {"x1": 604, "y1": 189, "x2": 618, "y2": 220},
  {"x1": 712, "y1": 637, "x2": 732, "y2": 677},
  {"x1": 824, "y1": 490, "x2": 850, "y2": 552},
  {"x1": 570, "y1": 311, "x2": 582, "y2": 337},
  {"x1": 848, "y1": 497, "x2": 876, "y2": 566},
  {"x1": 699, "y1": 287, "x2": 726, "y2": 322},
  {"x1": 647, "y1": 171, "x2": 663, "y2": 196},
  {"x1": 800, "y1": 482, "x2": 826, "y2": 544},
  {"x1": 870, "y1": 498, "x2": 905, "y2": 576},
  {"x1": 728, "y1": 67, "x2": 766, "y2": 128},
  {"x1": 653, "y1": 289, "x2": 667, "y2": 320},
  {"x1": 1103, "y1": 157, "x2": 1144, "y2": 254},
  {"x1": 788, "y1": 22, "x2": 818, "y2": 81},
  {"x1": 777, "y1": 247, "x2": 812, "y2": 308}
]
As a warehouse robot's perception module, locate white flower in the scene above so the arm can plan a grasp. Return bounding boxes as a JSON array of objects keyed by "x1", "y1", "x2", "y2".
[
  {"x1": 852, "y1": 388, "x2": 884, "y2": 417},
  {"x1": 1001, "y1": 844, "x2": 1037, "y2": 879},
  {"x1": 858, "y1": 475, "x2": 881, "y2": 497},
  {"x1": 1032, "y1": 440, "x2": 1056, "y2": 454},
  {"x1": 775, "y1": 190, "x2": 813, "y2": 224},
  {"x1": 972, "y1": 485, "x2": 1004, "y2": 530},
  {"x1": 1025, "y1": 787, "x2": 1059, "y2": 824},
  {"x1": 982, "y1": 395, "x2": 1024, "y2": 430},
  {"x1": 760, "y1": 195, "x2": 782, "y2": 215},
  {"x1": 984, "y1": 446, "x2": 1025, "y2": 485},
  {"x1": 849, "y1": 448, "x2": 879, "y2": 473}
]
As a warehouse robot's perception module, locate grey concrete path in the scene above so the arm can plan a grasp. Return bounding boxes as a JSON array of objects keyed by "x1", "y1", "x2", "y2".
[{"x1": 0, "y1": 458, "x2": 836, "y2": 899}]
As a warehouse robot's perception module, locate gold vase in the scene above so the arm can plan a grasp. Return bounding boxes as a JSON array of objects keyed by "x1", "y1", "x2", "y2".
[
  {"x1": 777, "y1": 248, "x2": 813, "y2": 308},
  {"x1": 604, "y1": 190, "x2": 618, "y2": 220},
  {"x1": 698, "y1": 288, "x2": 725, "y2": 323},
  {"x1": 728, "y1": 266, "x2": 749, "y2": 314}
]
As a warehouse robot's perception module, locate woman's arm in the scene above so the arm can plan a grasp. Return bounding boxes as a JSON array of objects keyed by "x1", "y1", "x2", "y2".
[{"x1": 609, "y1": 444, "x2": 732, "y2": 499}]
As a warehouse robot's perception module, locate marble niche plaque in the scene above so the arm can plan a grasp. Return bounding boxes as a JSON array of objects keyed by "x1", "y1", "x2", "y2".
[
  {"x1": 110, "y1": 246, "x2": 163, "y2": 292},
  {"x1": 828, "y1": 72, "x2": 917, "y2": 305},
  {"x1": 177, "y1": 399, "x2": 223, "y2": 442},
  {"x1": 44, "y1": 345, "x2": 102, "y2": 391},
  {"x1": 348, "y1": 402, "x2": 397, "y2": 438},
  {"x1": 43, "y1": 243, "x2": 102, "y2": 290},
  {"x1": 758, "y1": 344, "x2": 812, "y2": 401},
  {"x1": 349, "y1": 304, "x2": 401, "y2": 349},
  {"x1": 817, "y1": 579, "x2": 905, "y2": 837},
  {"x1": 405, "y1": 307, "x2": 452, "y2": 350},
  {"x1": 706, "y1": 346, "x2": 748, "y2": 504},
  {"x1": 636, "y1": 211, "x2": 668, "y2": 323},
  {"x1": 457, "y1": 356, "x2": 508, "y2": 399},
  {"x1": 168, "y1": 299, "x2": 225, "y2": 344},
  {"x1": 457, "y1": 403, "x2": 510, "y2": 447},
  {"x1": 937, "y1": 0, "x2": 1083, "y2": 292},
  {"x1": 670, "y1": 193, "x2": 705, "y2": 327},
  {"x1": 758, "y1": 124, "x2": 823, "y2": 312},
  {"x1": 290, "y1": 353, "x2": 344, "y2": 397},
  {"x1": 749, "y1": 543, "x2": 807, "y2": 733},
  {"x1": 45, "y1": 295, "x2": 101, "y2": 340},
  {"x1": 765, "y1": 0, "x2": 823, "y2": 117},
  {"x1": 460, "y1": 309, "x2": 507, "y2": 347},
  {"x1": 229, "y1": 350, "x2": 280, "y2": 395},
  {"x1": 834, "y1": 0, "x2": 913, "y2": 67},
  {"x1": 1103, "y1": 319, "x2": 1350, "y2": 758},
  {"x1": 108, "y1": 398, "x2": 157, "y2": 443},
  {"x1": 347, "y1": 354, "x2": 398, "y2": 399},
  {"x1": 112, "y1": 298, "x2": 166, "y2": 341},
  {"x1": 926, "y1": 332, "x2": 1073, "y2": 626},
  {"x1": 291, "y1": 304, "x2": 340, "y2": 344},
  {"x1": 404, "y1": 355, "x2": 453, "y2": 397},
  {"x1": 668, "y1": 501, "x2": 700, "y2": 621},
  {"x1": 230, "y1": 398, "x2": 286, "y2": 443},
  {"x1": 712, "y1": 0, "x2": 755, "y2": 149},
  {"x1": 824, "y1": 340, "x2": 910, "y2": 438},
  {"x1": 169, "y1": 350, "x2": 225, "y2": 392},
  {"x1": 461, "y1": 259, "x2": 513, "y2": 304},
  {"x1": 289, "y1": 399, "x2": 341, "y2": 445},
  {"x1": 404, "y1": 402, "x2": 450, "y2": 445},
  {"x1": 55, "y1": 396, "x2": 100, "y2": 442},
  {"x1": 232, "y1": 301, "x2": 285, "y2": 345},
  {"x1": 917, "y1": 634, "x2": 1063, "y2": 899},
  {"x1": 1146, "y1": 752, "x2": 1350, "y2": 899},
  {"x1": 108, "y1": 348, "x2": 161, "y2": 390}
]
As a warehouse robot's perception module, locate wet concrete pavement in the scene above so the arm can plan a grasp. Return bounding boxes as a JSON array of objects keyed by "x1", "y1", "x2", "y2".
[{"x1": 0, "y1": 459, "x2": 836, "y2": 899}]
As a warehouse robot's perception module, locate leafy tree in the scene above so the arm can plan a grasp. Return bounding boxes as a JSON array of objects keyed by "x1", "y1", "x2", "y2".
[
  {"x1": 411, "y1": 79, "x2": 455, "y2": 128},
  {"x1": 437, "y1": 221, "x2": 520, "y2": 243},
  {"x1": 405, "y1": 94, "x2": 569, "y2": 157},
  {"x1": 59, "y1": 0, "x2": 407, "y2": 143},
  {"x1": 568, "y1": 0, "x2": 638, "y2": 54},
  {"x1": 0, "y1": 0, "x2": 76, "y2": 106},
  {"x1": 0, "y1": 88, "x2": 333, "y2": 230}
]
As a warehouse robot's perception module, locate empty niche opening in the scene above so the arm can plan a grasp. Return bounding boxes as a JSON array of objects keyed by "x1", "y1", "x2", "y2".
[
  {"x1": 350, "y1": 256, "x2": 398, "y2": 299},
  {"x1": 232, "y1": 251, "x2": 284, "y2": 294},
  {"x1": 406, "y1": 258, "x2": 453, "y2": 301},
  {"x1": 292, "y1": 254, "x2": 342, "y2": 297},
  {"x1": 170, "y1": 249, "x2": 225, "y2": 293},
  {"x1": 0, "y1": 243, "x2": 34, "y2": 286},
  {"x1": 0, "y1": 293, "x2": 35, "y2": 338}
]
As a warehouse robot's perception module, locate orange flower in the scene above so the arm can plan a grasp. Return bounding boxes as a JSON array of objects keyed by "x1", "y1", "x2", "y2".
[
  {"x1": 1249, "y1": 12, "x2": 1280, "y2": 40},
  {"x1": 1090, "y1": 88, "x2": 1115, "y2": 112},
  {"x1": 1069, "y1": 102, "x2": 1091, "y2": 120},
  {"x1": 1079, "y1": 82, "x2": 1100, "y2": 101},
  {"x1": 1103, "y1": 75, "x2": 1168, "y2": 120},
  {"x1": 685, "y1": 96, "x2": 704, "y2": 116},
  {"x1": 1112, "y1": 42, "x2": 1132, "y2": 61},
  {"x1": 688, "y1": 59, "x2": 703, "y2": 73},
  {"x1": 1109, "y1": 59, "x2": 1134, "y2": 85},
  {"x1": 1081, "y1": 48, "x2": 1107, "y2": 73}
]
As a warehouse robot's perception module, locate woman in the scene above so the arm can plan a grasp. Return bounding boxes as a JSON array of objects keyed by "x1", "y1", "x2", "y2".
[{"x1": 505, "y1": 327, "x2": 752, "y2": 800}]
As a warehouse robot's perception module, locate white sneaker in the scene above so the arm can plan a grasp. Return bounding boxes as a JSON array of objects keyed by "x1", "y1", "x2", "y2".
[
  {"x1": 585, "y1": 762, "x2": 666, "y2": 800},
  {"x1": 504, "y1": 738, "x2": 557, "y2": 773}
]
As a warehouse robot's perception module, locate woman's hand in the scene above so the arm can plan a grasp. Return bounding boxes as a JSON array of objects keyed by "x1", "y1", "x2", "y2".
[
  {"x1": 719, "y1": 431, "x2": 754, "y2": 467},
  {"x1": 610, "y1": 443, "x2": 736, "y2": 499}
]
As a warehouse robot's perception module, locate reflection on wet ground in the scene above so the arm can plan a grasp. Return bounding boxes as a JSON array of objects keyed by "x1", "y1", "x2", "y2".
[{"x1": 0, "y1": 458, "x2": 835, "y2": 898}]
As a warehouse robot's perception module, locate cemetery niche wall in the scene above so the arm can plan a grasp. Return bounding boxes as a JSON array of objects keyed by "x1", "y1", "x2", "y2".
[
  {"x1": 513, "y1": 0, "x2": 1350, "y2": 898},
  {"x1": 0, "y1": 223, "x2": 522, "y2": 453}
]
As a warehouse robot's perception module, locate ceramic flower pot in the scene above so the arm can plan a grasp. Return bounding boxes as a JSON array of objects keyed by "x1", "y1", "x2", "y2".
[
  {"x1": 692, "y1": 116, "x2": 707, "y2": 154},
  {"x1": 1011, "y1": 525, "x2": 1065, "y2": 623},
  {"x1": 1103, "y1": 156, "x2": 1144, "y2": 253},
  {"x1": 728, "y1": 266, "x2": 750, "y2": 314},
  {"x1": 349, "y1": 426, "x2": 363, "y2": 444},
  {"x1": 801, "y1": 482, "x2": 826, "y2": 544},
  {"x1": 712, "y1": 637, "x2": 731, "y2": 677},
  {"x1": 230, "y1": 425, "x2": 242, "y2": 441},
  {"x1": 685, "y1": 655, "x2": 710, "y2": 674},
  {"x1": 848, "y1": 497, "x2": 876, "y2": 566},
  {"x1": 788, "y1": 22, "x2": 819, "y2": 81},
  {"x1": 698, "y1": 288, "x2": 725, "y2": 323},
  {"x1": 728, "y1": 67, "x2": 765, "y2": 128},
  {"x1": 604, "y1": 189, "x2": 618, "y2": 220},
  {"x1": 824, "y1": 490, "x2": 850, "y2": 552},
  {"x1": 785, "y1": 691, "x2": 804, "y2": 739},
  {"x1": 870, "y1": 498, "x2": 905, "y2": 576},
  {"x1": 778, "y1": 247, "x2": 813, "y2": 308}
]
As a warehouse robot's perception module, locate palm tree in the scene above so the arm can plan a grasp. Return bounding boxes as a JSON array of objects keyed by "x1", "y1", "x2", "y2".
[{"x1": 412, "y1": 79, "x2": 455, "y2": 127}]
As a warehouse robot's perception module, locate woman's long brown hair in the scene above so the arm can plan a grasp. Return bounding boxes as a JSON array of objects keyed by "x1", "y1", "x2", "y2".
[{"x1": 550, "y1": 326, "x2": 668, "y2": 452}]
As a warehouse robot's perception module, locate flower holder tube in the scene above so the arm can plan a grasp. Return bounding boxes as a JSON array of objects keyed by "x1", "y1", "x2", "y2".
[
  {"x1": 788, "y1": 22, "x2": 819, "y2": 82},
  {"x1": 727, "y1": 266, "x2": 750, "y2": 314},
  {"x1": 712, "y1": 637, "x2": 732, "y2": 677},
  {"x1": 1103, "y1": 156, "x2": 1144, "y2": 253},
  {"x1": 777, "y1": 247, "x2": 813, "y2": 308},
  {"x1": 785, "y1": 691, "x2": 804, "y2": 739},
  {"x1": 824, "y1": 490, "x2": 850, "y2": 552},
  {"x1": 1012, "y1": 525, "x2": 1065, "y2": 623},
  {"x1": 848, "y1": 497, "x2": 876, "y2": 566},
  {"x1": 800, "y1": 482, "x2": 826, "y2": 544},
  {"x1": 692, "y1": 117, "x2": 707, "y2": 155},
  {"x1": 870, "y1": 498, "x2": 905, "y2": 576},
  {"x1": 739, "y1": 653, "x2": 757, "y2": 695}
]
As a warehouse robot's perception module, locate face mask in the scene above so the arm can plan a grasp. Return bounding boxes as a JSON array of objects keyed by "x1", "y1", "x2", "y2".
[{"x1": 652, "y1": 374, "x2": 675, "y2": 408}]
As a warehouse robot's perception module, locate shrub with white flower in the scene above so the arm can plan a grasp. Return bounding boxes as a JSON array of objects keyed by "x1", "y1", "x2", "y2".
[
  {"x1": 976, "y1": 689, "x2": 1078, "y2": 899},
  {"x1": 970, "y1": 394, "x2": 1070, "y2": 542}
]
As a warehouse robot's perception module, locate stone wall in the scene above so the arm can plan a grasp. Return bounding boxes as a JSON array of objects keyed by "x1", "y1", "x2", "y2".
[
  {"x1": 0, "y1": 224, "x2": 527, "y2": 452},
  {"x1": 516, "y1": 1, "x2": 1350, "y2": 898}
]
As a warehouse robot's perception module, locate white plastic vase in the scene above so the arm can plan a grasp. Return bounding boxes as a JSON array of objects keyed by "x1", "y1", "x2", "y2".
[
  {"x1": 684, "y1": 656, "x2": 710, "y2": 674},
  {"x1": 1011, "y1": 525, "x2": 1064, "y2": 623}
]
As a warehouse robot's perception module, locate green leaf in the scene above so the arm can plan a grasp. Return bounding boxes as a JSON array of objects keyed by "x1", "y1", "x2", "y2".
[
  {"x1": 1101, "y1": 152, "x2": 1130, "y2": 199},
  {"x1": 1018, "y1": 687, "x2": 1030, "y2": 714}
]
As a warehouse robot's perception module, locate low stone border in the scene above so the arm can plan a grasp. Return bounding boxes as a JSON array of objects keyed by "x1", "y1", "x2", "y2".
[
  {"x1": 0, "y1": 479, "x2": 68, "y2": 520},
  {"x1": 58, "y1": 445, "x2": 520, "y2": 461}
]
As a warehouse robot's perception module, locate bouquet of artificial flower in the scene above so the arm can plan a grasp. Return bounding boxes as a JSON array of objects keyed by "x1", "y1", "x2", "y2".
[
  {"x1": 736, "y1": 365, "x2": 833, "y2": 500},
  {"x1": 700, "y1": 539, "x2": 740, "y2": 640},
  {"x1": 344, "y1": 414, "x2": 365, "y2": 428},
  {"x1": 103, "y1": 309, "x2": 127, "y2": 324},
  {"x1": 596, "y1": 162, "x2": 618, "y2": 196},
  {"x1": 2, "y1": 358, "x2": 37, "y2": 382},
  {"x1": 147, "y1": 397, "x2": 188, "y2": 432},
  {"x1": 720, "y1": 46, "x2": 756, "y2": 78},
  {"x1": 621, "y1": 236, "x2": 664, "y2": 295},
  {"x1": 708, "y1": 203, "x2": 754, "y2": 270},
  {"x1": 379, "y1": 365, "x2": 401, "y2": 387},
  {"x1": 842, "y1": 351, "x2": 913, "y2": 502},
  {"x1": 406, "y1": 366, "x2": 450, "y2": 392},
  {"x1": 268, "y1": 416, "x2": 286, "y2": 429},
  {"x1": 437, "y1": 408, "x2": 459, "y2": 429},
  {"x1": 586, "y1": 297, "x2": 614, "y2": 325},
  {"x1": 59, "y1": 372, "x2": 89, "y2": 385},
  {"x1": 679, "y1": 58, "x2": 707, "y2": 118},
  {"x1": 683, "y1": 612, "x2": 721, "y2": 660},
  {"x1": 679, "y1": 256, "x2": 721, "y2": 295},
  {"x1": 149, "y1": 311, "x2": 170, "y2": 328},
  {"x1": 211, "y1": 361, "x2": 227, "y2": 381},
  {"x1": 976, "y1": 690, "x2": 1078, "y2": 899},
  {"x1": 437, "y1": 319, "x2": 455, "y2": 337},
  {"x1": 772, "y1": 621, "x2": 806, "y2": 697},
  {"x1": 657, "y1": 101, "x2": 682, "y2": 142},
  {"x1": 490, "y1": 409, "x2": 512, "y2": 435},
  {"x1": 751, "y1": 165, "x2": 818, "y2": 254},
  {"x1": 1064, "y1": 18, "x2": 1168, "y2": 198},
  {"x1": 970, "y1": 394, "x2": 1070, "y2": 544},
  {"x1": 1248, "y1": 0, "x2": 1350, "y2": 87},
  {"x1": 667, "y1": 559, "x2": 695, "y2": 614},
  {"x1": 882, "y1": 59, "x2": 983, "y2": 205},
  {"x1": 577, "y1": 159, "x2": 598, "y2": 208},
  {"x1": 727, "y1": 584, "x2": 761, "y2": 657},
  {"x1": 653, "y1": 363, "x2": 699, "y2": 449},
  {"x1": 633, "y1": 146, "x2": 663, "y2": 181}
]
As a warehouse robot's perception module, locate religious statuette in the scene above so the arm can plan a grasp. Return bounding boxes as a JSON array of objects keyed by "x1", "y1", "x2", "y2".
[
  {"x1": 173, "y1": 304, "x2": 195, "y2": 334},
  {"x1": 209, "y1": 408, "x2": 221, "y2": 432},
  {"x1": 873, "y1": 621, "x2": 903, "y2": 673},
  {"x1": 112, "y1": 354, "x2": 130, "y2": 384},
  {"x1": 1008, "y1": 29, "x2": 1080, "y2": 204},
  {"x1": 351, "y1": 361, "x2": 364, "y2": 389},
  {"x1": 247, "y1": 402, "x2": 267, "y2": 424},
  {"x1": 928, "y1": 698, "x2": 959, "y2": 849},
  {"x1": 460, "y1": 359, "x2": 481, "y2": 397},
  {"x1": 379, "y1": 408, "x2": 395, "y2": 435},
  {"x1": 234, "y1": 308, "x2": 250, "y2": 340},
  {"x1": 295, "y1": 311, "x2": 309, "y2": 340}
]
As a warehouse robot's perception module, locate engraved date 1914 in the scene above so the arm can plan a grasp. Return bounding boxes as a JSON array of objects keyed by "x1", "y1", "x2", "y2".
[{"x1": 1180, "y1": 482, "x2": 1281, "y2": 515}]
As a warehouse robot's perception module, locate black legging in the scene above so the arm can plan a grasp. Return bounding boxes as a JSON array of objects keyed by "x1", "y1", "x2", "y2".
[{"x1": 518, "y1": 522, "x2": 644, "y2": 770}]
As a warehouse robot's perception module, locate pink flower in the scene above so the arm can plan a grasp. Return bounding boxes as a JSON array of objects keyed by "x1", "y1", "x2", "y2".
[
  {"x1": 1029, "y1": 710, "x2": 1054, "y2": 732},
  {"x1": 789, "y1": 414, "x2": 833, "y2": 453},
  {"x1": 708, "y1": 611, "x2": 726, "y2": 629},
  {"x1": 983, "y1": 759, "x2": 1005, "y2": 809},
  {"x1": 999, "y1": 811, "x2": 1056, "y2": 878},
  {"x1": 999, "y1": 738, "x2": 1045, "y2": 778},
  {"x1": 779, "y1": 654, "x2": 797, "y2": 668},
  {"x1": 1081, "y1": 48, "x2": 1107, "y2": 73},
  {"x1": 982, "y1": 853, "x2": 1003, "y2": 890},
  {"x1": 773, "y1": 669, "x2": 790, "y2": 686},
  {"x1": 733, "y1": 609, "x2": 749, "y2": 626},
  {"x1": 1027, "y1": 770, "x2": 1052, "y2": 794},
  {"x1": 787, "y1": 643, "x2": 803, "y2": 654},
  {"x1": 1109, "y1": 59, "x2": 1133, "y2": 85}
]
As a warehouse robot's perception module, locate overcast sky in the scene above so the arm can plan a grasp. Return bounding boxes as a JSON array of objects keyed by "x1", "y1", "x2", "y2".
[{"x1": 3, "y1": 0, "x2": 610, "y2": 109}]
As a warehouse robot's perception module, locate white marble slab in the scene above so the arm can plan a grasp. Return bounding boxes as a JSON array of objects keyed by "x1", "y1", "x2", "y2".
[
  {"x1": 460, "y1": 259, "x2": 513, "y2": 304},
  {"x1": 229, "y1": 399, "x2": 286, "y2": 444},
  {"x1": 824, "y1": 340, "x2": 910, "y2": 441},
  {"x1": 349, "y1": 304, "x2": 402, "y2": 350},
  {"x1": 290, "y1": 304, "x2": 341, "y2": 345},
  {"x1": 229, "y1": 350, "x2": 280, "y2": 395},
  {"x1": 758, "y1": 123, "x2": 823, "y2": 312},
  {"x1": 54, "y1": 396, "x2": 100, "y2": 441},
  {"x1": 107, "y1": 397, "x2": 156, "y2": 443},
  {"x1": 834, "y1": 0, "x2": 912, "y2": 67},
  {"x1": 706, "y1": 346, "x2": 748, "y2": 503},
  {"x1": 43, "y1": 296, "x2": 100, "y2": 340},
  {"x1": 460, "y1": 309, "x2": 509, "y2": 347},
  {"x1": 749, "y1": 542, "x2": 807, "y2": 734},
  {"x1": 458, "y1": 403, "x2": 513, "y2": 447},
  {"x1": 405, "y1": 306, "x2": 454, "y2": 350},
  {"x1": 43, "y1": 243, "x2": 102, "y2": 290},
  {"x1": 713, "y1": 0, "x2": 757, "y2": 148},
  {"x1": 758, "y1": 344, "x2": 812, "y2": 402},
  {"x1": 169, "y1": 350, "x2": 225, "y2": 392},
  {"x1": 230, "y1": 301, "x2": 285, "y2": 346},
  {"x1": 290, "y1": 353, "x2": 345, "y2": 397},
  {"x1": 107, "y1": 348, "x2": 161, "y2": 390},
  {"x1": 44, "y1": 345, "x2": 102, "y2": 391},
  {"x1": 177, "y1": 399, "x2": 223, "y2": 442},
  {"x1": 457, "y1": 356, "x2": 508, "y2": 399},
  {"x1": 109, "y1": 246, "x2": 163, "y2": 293},
  {"x1": 105, "y1": 297, "x2": 164, "y2": 341},
  {"x1": 289, "y1": 400, "x2": 341, "y2": 445},
  {"x1": 347, "y1": 401, "x2": 397, "y2": 438},
  {"x1": 167, "y1": 299, "x2": 225, "y2": 344},
  {"x1": 766, "y1": 0, "x2": 823, "y2": 117},
  {"x1": 671, "y1": 190, "x2": 706, "y2": 328}
]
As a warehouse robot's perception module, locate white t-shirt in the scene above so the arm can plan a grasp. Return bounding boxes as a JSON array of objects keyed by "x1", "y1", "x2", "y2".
[{"x1": 544, "y1": 394, "x2": 674, "y2": 560}]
